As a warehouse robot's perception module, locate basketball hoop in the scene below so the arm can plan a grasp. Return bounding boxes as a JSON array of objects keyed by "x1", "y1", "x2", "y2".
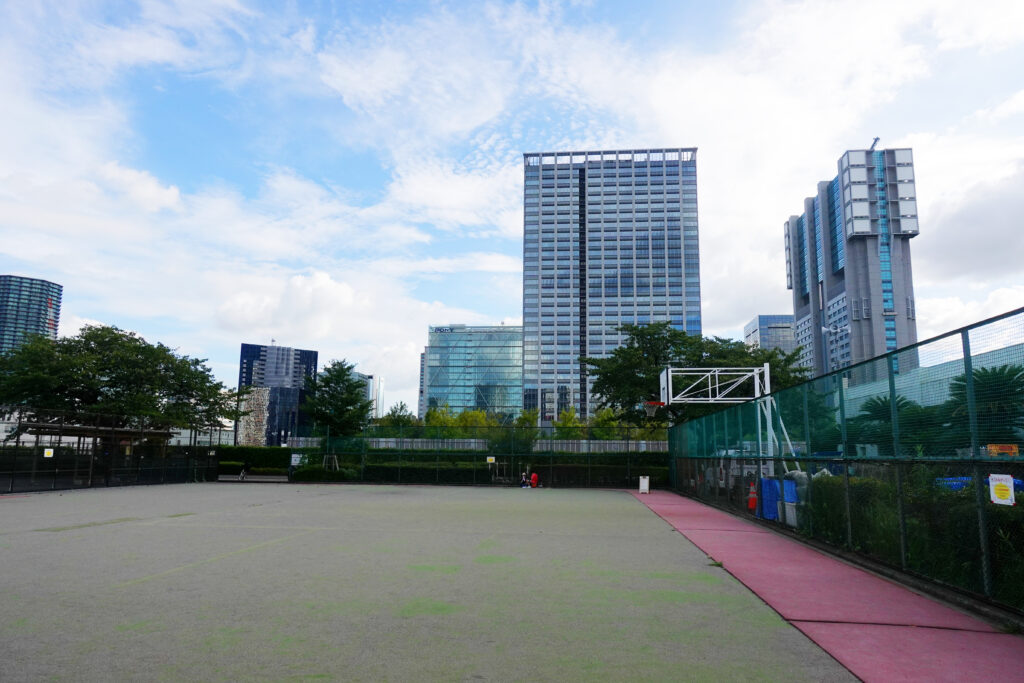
[{"x1": 643, "y1": 401, "x2": 665, "y2": 418}]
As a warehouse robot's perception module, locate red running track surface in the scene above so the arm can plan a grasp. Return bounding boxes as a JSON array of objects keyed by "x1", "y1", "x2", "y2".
[{"x1": 633, "y1": 490, "x2": 1024, "y2": 682}]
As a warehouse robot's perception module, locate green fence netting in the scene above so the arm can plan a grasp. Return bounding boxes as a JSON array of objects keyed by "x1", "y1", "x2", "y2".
[{"x1": 669, "y1": 306, "x2": 1024, "y2": 613}]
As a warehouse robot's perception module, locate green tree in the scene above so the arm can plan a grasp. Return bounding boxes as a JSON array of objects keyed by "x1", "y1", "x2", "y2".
[
  {"x1": 0, "y1": 326, "x2": 243, "y2": 435},
  {"x1": 582, "y1": 322, "x2": 809, "y2": 426},
  {"x1": 588, "y1": 407, "x2": 623, "y2": 440},
  {"x1": 374, "y1": 401, "x2": 421, "y2": 437},
  {"x1": 489, "y1": 408, "x2": 539, "y2": 454},
  {"x1": 302, "y1": 360, "x2": 374, "y2": 440},
  {"x1": 453, "y1": 409, "x2": 498, "y2": 439},
  {"x1": 552, "y1": 407, "x2": 585, "y2": 440},
  {"x1": 947, "y1": 364, "x2": 1024, "y2": 449},
  {"x1": 847, "y1": 395, "x2": 918, "y2": 457}
]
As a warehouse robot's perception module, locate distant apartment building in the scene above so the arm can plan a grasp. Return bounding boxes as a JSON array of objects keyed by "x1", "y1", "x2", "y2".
[
  {"x1": 784, "y1": 147, "x2": 919, "y2": 376},
  {"x1": 0, "y1": 275, "x2": 62, "y2": 354},
  {"x1": 354, "y1": 371, "x2": 384, "y2": 419},
  {"x1": 744, "y1": 314, "x2": 796, "y2": 355},
  {"x1": 523, "y1": 148, "x2": 701, "y2": 423},
  {"x1": 236, "y1": 343, "x2": 318, "y2": 446},
  {"x1": 420, "y1": 324, "x2": 523, "y2": 421}
]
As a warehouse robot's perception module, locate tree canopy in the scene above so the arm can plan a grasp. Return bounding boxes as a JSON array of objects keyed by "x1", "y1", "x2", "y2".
[
  {"x1": 302, "y1": 360, "x2": 375, "y2": 439},
  {"x1": 375, "y1": 402, "x2": 420, "y2": 428},
  {"x1": 0, "y1": 325, "x2": 243, "y2": 432},
  {"x1": 582, "y1": 322, "x2": 809, "y2": 425},
  {"x1": 948, "y1": 364, "x2": 1024, "y2": 448}
]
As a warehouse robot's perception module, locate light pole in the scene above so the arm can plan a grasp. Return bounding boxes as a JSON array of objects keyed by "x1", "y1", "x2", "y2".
[{"x1": 820, "y1": 325, "x2": 847, "y2": 375}]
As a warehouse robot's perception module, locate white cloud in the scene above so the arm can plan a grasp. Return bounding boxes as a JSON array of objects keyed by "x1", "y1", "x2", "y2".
[
  {"x1": 99, "y1": 162, "x2": 182, "y2": 212},
  {"x1": 917, "y1": 287, "x2": 1024, "y2": 341},
  {"x1": 972, "y1": 89, "x2": 1024, "y2": 123},
  {"x1": 2, "y1": 0, "x2": 1024, "y2": 411}
]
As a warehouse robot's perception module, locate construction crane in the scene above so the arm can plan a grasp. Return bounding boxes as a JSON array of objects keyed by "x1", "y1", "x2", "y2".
[{"x1": 869, "y1": 136, "x2": 880, "y2": 151}]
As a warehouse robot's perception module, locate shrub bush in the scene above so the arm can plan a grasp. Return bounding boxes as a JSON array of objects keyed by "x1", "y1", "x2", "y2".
[
  {"x1": 218, "y1": 460, "x2": 243, "y2": 475},
  {"x1": 290, "y1": 466, "x2": 357, "y2": 482}
]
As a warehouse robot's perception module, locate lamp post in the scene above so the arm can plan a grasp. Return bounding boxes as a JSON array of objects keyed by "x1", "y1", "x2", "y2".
[{"x1": 820, "y1": 324, "x2": 850, "y2": 375}]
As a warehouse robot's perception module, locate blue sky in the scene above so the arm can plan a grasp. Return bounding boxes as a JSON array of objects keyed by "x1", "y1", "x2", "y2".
[{"x1": 2, "y1": 0, "x2": 1023, "y2": 412}]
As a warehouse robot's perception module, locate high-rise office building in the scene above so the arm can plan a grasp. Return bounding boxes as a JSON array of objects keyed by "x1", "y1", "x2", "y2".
[
  {"x1": 420, "y1": 324, "x2": 523, "y2": 421},
  {"x1": 522, "y1": 148, "x2": 701, "y2": 423},
  {"x1": 354, "y1": 371, "x2": 384, "y2": 419},
  {"x1": 0, "y1": 275, "x2": 62, "y2": 354},
  {"x1": 784, "y1": 147, "x2": 919, "y2": 376},
  {"x1": 744, "y1": 314, "x2": 796, "y2": 355},
  {"x1": 236, "y1": 343, "x2": 318, "y2": 446}
]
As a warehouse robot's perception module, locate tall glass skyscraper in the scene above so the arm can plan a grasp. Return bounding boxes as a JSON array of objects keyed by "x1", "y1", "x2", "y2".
[
  {"x1": 784, "y1": 147, "x2": 919, "y2": 376},
  {"x1": 420, "y1": 325, "x2": 523, "y2": 422},
  {"x1": 522, "y1": 148, "x2": 701, "y2": 423},
  {"x1": 0, "y1": 275, "x2": 62, "y2": 354}
]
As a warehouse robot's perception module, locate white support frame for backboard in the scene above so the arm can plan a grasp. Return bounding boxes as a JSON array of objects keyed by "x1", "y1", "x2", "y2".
[
  {"x1": 660, "y1": 364, "x2": 771, "y2": 405},
  {"x1": 659, "y1": 363, "x2": 801, "y2": 476}
]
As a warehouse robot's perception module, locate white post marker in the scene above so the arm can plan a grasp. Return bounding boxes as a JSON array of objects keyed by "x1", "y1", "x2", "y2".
[
  {"x1": 990, "y1": 474, "x2": 1016, "y2": 506},
  {"x1": 639, "y1": 476, "x2": 650, "y2": 494}
]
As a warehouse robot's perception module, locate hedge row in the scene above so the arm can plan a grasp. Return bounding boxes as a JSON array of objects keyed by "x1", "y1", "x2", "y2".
[
  {"x1": 214, "y1": 446, "x2": 319, "y2": 469},
  {"x1": 807, "y1": 465, "x2": 1024, "y2": 609}
]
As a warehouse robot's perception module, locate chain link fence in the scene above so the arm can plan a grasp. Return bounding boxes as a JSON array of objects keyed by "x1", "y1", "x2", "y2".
[
  {"x1": 0, "y1": 409, "x2": 219, "y2": 493},
  {"x1": 298, "y1": 425, "x2": 670, "y2": 488},
  {"x1": 669, "y1": 306, "x2": 1024, "y2": 612}
]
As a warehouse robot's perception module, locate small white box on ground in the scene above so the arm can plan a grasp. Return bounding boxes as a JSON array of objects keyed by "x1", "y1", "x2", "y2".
[
  {"x1": 639, "y1": 476, "x2": 650, "y2": 494},
  {"x1": 784, "y1": 502, "x2": 798, "y2": 527}
]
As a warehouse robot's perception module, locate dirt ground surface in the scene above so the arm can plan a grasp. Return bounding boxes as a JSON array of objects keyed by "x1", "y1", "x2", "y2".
[{"x1": 0, "y1": 484, "x2": 855, "y2": 682}]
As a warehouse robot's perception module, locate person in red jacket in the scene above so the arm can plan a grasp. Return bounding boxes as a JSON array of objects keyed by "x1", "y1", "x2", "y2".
[{"x1": 530, "y1": 472, "x2": 539, "y2": 488}]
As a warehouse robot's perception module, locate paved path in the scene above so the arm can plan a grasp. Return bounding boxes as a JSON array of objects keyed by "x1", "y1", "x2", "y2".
[{"x1": 633, "y1": 490, "x2": 1024, "y2": 682}]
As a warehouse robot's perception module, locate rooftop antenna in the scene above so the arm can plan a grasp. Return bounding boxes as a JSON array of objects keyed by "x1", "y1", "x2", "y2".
[{"x1": 869, "y1": 137, "x2": 880, "y2": 151}]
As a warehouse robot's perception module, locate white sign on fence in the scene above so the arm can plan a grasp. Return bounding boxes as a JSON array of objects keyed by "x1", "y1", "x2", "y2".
[
  {"x1": 990, "y1": 474, "x2": 1016, "y2": 506},
  {"x1": 291, "y1": 453, "x2": 303, "y2": 467},
  {"x1": 44, "y1": 448, "x2": 54, "y2": 458},
  {"x1": 639, "y1": 475, "x2": 650, "y2": 494}
]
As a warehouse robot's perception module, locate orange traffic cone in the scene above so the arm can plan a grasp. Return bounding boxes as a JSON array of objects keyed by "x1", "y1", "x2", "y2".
[{"x1": 747, "y1": 482, "x2": 757, "y2": 512}]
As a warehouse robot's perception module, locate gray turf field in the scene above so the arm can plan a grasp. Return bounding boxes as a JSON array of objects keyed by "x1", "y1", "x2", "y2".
[{"x1": 0, "y1": 484, "x2": 853, "y2": 682}]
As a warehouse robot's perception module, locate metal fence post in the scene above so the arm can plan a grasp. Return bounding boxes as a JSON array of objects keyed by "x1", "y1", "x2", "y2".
[
  {"x1": 838, "y1": 373, "x2": 853, "y2": 548},
  {"x1": 962, "y1": 330, "x2": 993, "y2": 597},
  {"x1": 754, "y1": 400, "x2": 763, "y2": 517},
  {"x1": 803, "y1": 384, "x2": 813, "y2": 535},
  {"x1": 8, "y1": 438, "x2": 16, "y2": 493},
  {"x1": 711, "y1": 413, "x2": 719, "y2": 502},
  {"x1": 888, "y1": 358, "x2": 908, "y2": 571}
]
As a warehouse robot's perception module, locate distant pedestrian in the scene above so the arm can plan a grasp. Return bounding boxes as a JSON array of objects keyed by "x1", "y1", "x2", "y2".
[
  {"x1": 520, "y1": 472, "x2": 529, "y2": 488},
  {"x1": 530, "y1": 472, "x2": 539, "y2": 488},
  {"x1": 239, "y1": 461, "x2": 251, "y2": 481}
]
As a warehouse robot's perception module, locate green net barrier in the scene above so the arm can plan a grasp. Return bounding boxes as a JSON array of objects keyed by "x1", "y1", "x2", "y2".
[{"x1": 668, "y1": 307, "x2": 1024, "y2": 612}]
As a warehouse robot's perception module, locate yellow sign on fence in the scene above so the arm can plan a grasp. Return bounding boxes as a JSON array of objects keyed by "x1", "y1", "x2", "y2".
[
  {"x1": 987, "y1": 444, "x2": 1019, "y2": 457},
  {"x1": 990, "y1": 474, "x2": 1016, "y2": 506}
]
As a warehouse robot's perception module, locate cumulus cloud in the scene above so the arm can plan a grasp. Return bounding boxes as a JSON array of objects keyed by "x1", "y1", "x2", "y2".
[{"x1": 2, "y1": 0, "x2": 1024, "y2": 410}]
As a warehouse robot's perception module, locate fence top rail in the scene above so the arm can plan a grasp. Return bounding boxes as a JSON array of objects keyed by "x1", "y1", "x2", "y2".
[
  {"x1": 668, "y1": 304, "x2": 1024, "y2": 426},
  {"x1": 15, "y1": 422, "x2": 175, "y2": 439}
]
